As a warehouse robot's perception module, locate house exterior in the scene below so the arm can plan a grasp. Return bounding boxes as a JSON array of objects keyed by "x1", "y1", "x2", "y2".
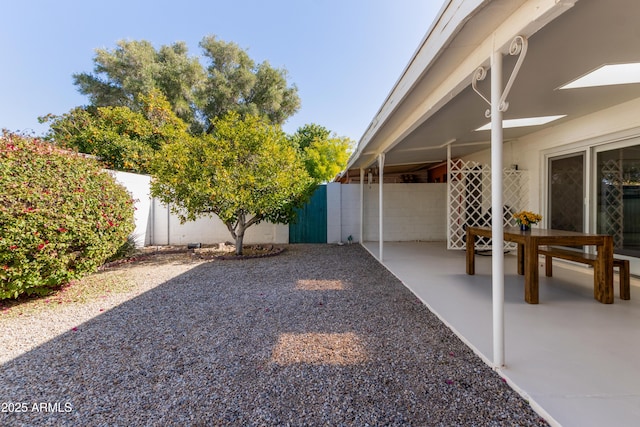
[{"x1": 339, "y1": 0, "x2": 640, "y2": 277}]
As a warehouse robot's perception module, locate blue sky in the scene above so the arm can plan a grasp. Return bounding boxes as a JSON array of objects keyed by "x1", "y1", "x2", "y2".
[{"x1": 1, "y1": 0, "x2": 444, "y2": 142}]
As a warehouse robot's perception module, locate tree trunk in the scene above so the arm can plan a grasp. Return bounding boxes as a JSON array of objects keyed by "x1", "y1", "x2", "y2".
[
  {"x1": 225, "y1": 211, "x2": 261, "y2": 256},
  {"x1": 235, "y1": 233, "x2": 244, "y2": 255},
  {"x1": 235, "y1": 212, "x2": 246, "y2": 255}
]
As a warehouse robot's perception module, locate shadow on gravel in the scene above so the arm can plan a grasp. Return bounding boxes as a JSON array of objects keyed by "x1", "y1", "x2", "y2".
[{"x1": 0, "y1": 244, "x2": 548, "y2": 426}]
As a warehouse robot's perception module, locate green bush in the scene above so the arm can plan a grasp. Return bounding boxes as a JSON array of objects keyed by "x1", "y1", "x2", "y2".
[{"x1": 0, "y1": 131, "x2": 135, "y2": 299}]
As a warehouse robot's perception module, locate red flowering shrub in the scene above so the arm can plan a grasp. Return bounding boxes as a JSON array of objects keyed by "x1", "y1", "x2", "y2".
[{"x1": 0, "y1": 131, "x2": 135, "y2": 299}]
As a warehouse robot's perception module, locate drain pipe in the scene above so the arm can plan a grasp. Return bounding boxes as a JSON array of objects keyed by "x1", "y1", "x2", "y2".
[
  {"x1": 167, "y1": 202, "x2": 170, "y2": 246},
  {"x1": 360, "y1": 168, "x2": 364, "y2": 244},
  {"x1": 149, "y1": 197, "x2": 155, "y2": 245}
]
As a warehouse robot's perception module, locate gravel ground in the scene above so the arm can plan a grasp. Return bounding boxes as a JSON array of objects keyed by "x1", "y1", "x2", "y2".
[{"x1": 0, "y1": 244, "x2": 548, "y2": 426}]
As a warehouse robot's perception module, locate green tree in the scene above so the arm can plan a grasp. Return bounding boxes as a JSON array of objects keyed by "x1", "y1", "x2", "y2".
[
  {"x1": 150, "y1": 112, "x2": 313, "y2": 255},
  {"x1": 198, "y1": 36, "x2": 300, "y2": 131},
  {"x1": 289, "y1": 123, "x2": 353, "y2": 182},
  {"x1": 73, "y1": 40, "x2": 205, "y2": 130},
  {"x1": 40, "y1": 90, "x2": 189, "y2": 173},
  {"x1": 73, "y1": 36, "x2": 300, "y2": 133}
]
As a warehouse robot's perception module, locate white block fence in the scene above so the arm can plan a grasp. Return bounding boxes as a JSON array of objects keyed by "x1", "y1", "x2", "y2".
[{"x1": 112, "y1": 172, "x2": 449, "y2": 247}]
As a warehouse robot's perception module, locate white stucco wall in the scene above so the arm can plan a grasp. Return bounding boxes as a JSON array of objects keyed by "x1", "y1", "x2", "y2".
[
  {"x1": 463, "y1": 97, "x2": 640, "y2": 216},
  {"x1": 148, "y1": 198, "x2": 289, "y2": 246},
  {"x1": 361, "y1": 183, "x2": 447, "y2": 242},
  {"x1": 110, "y1": 171, "x2": 288, "y2": 246},
  {"x1": 463, "y1": 97, "x2": 640, "y2": 274},
  {"x1": 110, "y1": 171, "x2": 151, "y2": 247}
]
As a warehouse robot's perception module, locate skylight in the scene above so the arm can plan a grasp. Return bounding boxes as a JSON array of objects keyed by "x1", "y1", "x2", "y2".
[
  {"x1": 559, "y1": 63, "x2": 640, "y2": 89},
  {"x1": 475, "y1": 115, "x2": 566, "y2": 131}
]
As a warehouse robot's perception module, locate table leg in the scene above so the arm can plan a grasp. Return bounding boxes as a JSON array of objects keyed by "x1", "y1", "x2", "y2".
[
  {"x1": 466, "y1": 229, "x2": 475, "y2": 275},
  {"x1": 594, "y1": 236, "x2": 614, "y2": 304},
  {"x1": 524, "y1": 238, "x2": 539, "y2": 304},
  {"x1": 517, "y1": 243, "x2": 524, "y2": 275}
]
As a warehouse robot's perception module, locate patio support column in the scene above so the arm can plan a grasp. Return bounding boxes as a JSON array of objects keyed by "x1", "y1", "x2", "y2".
[
  {"x1": 491, "y1": 49, "x2": 505, "y2": 368},
  {"x1": 360, "y1": 168, "x2": 364, "y2": 244},
  {"x1": 378, "y1": 153, "x2": 385, "y2": 260},
  {"x1": 473, "y1": 35, "x2": 527, "y2": 368}
]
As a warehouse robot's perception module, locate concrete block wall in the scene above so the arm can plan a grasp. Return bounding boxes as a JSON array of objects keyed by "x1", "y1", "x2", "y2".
[
  {"x1": 112, "y1": 171, "x2": 448, "y2": 247},
  {"x1": 326, "y1": 183, "x2": 361, "y2": 244},
  {"x1": 360, "y1": 183, "x2": 447, "y2": 242},
  {"x1": 326, "y1": 183, "x2": 342, "y2": 244},
  {"x1": 148, "y1": 198, "x2": 289, "y2": 246},
  {"x1": 339, "y1": 184, "x2": 361, "y2": 243},
  {"x1": 112, "y1": 171, "x2": 288, "y2": 246}
]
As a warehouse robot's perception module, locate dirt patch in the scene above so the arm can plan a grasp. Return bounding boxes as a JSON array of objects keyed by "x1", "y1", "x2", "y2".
[
  {"x1": 197, "y1": 244, "x2": 285, "y2": 260},
  {"x1": 102, "y1": 243, "x2": 285, "y2": 268}
]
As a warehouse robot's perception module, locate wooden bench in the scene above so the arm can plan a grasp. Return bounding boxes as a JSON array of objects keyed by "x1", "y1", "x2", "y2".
[{"x1": 539, "y1": 246, "x2": 630, "y2": 300}]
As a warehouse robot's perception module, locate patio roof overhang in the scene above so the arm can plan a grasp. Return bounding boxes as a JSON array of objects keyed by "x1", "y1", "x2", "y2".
[{"x1": 341, "y1": 0, "x2": 640, "y2": 178}]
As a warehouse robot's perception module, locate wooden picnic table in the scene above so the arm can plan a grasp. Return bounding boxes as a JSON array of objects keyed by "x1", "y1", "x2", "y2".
[{"x1": 465, "y1": 226, "x2": 614, "y2": 304}]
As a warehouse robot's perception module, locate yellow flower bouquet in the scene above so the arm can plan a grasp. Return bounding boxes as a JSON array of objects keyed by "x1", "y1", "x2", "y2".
[{"x1": 514, "y1": 211, "x2": 542, "y2": 227}]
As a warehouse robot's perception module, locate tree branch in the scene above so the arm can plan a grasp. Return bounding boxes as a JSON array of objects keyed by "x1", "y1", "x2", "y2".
[
  {"x1": 225, "y1": 222, "x2": 237, "y2": 239},
  {"x1": 244, "y1": 214, "x2": 263, "y2": 229}
]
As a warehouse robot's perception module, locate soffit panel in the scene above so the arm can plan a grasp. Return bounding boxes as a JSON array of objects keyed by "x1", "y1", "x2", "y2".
[{"x1": 381, "y1": 0, "x2": 640, "y2": 167}]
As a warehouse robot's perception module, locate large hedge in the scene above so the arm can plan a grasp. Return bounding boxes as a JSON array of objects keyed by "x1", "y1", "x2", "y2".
[{"x1": 0, "y1": 131, "x2": 135, "y2": 299}]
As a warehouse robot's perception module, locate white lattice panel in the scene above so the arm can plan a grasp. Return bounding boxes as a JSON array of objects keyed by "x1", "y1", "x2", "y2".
[{"x1": 448, "y1": 159, "x2": 528, "y2": 250}]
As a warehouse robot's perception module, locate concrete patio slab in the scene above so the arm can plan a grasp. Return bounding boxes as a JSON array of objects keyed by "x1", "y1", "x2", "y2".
[{"x1": 363, "y1": 241, "x2": 640, "y2": 427}]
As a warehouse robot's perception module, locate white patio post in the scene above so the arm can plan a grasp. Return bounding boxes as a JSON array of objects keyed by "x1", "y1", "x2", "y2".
[
  {"x1": 491, "y1": 49, "x2": 505, "y2": 368},
  {"x1": 378, "y1": 153, "x2": 385, "y2": 260},
  {"x1": 472, "y1": 35, "x2": 527, "y2": 368},
  {"x1": 360, "y1": 168, "x2": 365, "y2": 244}
]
